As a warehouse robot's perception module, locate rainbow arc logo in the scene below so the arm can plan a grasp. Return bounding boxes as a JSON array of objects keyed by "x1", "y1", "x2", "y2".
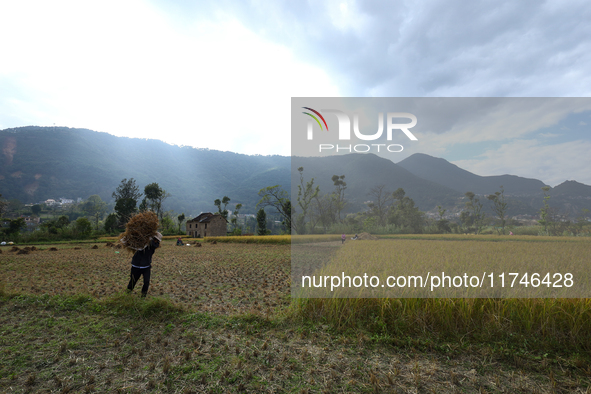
[{"x1": 302, "y1": 107, "x2": 328, "y2": 132}]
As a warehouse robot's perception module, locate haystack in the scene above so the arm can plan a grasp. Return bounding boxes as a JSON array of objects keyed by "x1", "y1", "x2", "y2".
[
  {"x1": 118, "y1": 211, "x2": 161, "y2": 253},
  {"x1": 356, "y1": 232, "x2": 379, "y2": 240}
]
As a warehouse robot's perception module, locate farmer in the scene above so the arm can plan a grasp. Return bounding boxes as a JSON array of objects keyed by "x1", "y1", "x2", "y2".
[
  {"x1": 127, "y1": 232, "x2": 162, "y2": 297},
  {"x1": 176, "y1": 237, "x2": 183, "y2": 246},
  {"x1": 341, "y1": 233, "x2": 346, "y2": 244}
]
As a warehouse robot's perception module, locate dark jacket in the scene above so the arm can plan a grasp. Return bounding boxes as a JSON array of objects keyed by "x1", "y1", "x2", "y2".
[{"x1": 131, "y1": 238, "x2": 159, "y2": 268}]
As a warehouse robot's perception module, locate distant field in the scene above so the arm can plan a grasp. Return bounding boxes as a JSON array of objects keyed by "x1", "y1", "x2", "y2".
[{"x1": 294, "y1": 235, "x2": 591, "y2": 298}]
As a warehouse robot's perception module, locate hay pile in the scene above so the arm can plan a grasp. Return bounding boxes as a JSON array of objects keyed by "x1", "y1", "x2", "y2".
[
  {"x1": 118, "y1": 211, "x2": 161, "y2": 252},
  {"x1": 355, "y1": 232, "x2": 379, "y2": 240}
]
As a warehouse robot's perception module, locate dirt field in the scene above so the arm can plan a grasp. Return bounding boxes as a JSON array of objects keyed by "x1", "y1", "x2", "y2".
[{"x1": 0, "y1": 242, "x2": 291, "y2": 315}]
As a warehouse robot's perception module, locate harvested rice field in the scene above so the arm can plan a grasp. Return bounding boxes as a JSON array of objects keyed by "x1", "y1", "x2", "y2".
[{"x1": 0, "y1": 241, "x2": 291, "y2": 315}]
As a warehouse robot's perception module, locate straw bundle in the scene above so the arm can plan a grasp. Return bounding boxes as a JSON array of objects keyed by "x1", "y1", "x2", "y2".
[
  {"x1": 356, "y1": 232, "x2": 379, "y2": 240},
  {"x1": 118, "y1": 211, "x2": 160, "y2": 252}
]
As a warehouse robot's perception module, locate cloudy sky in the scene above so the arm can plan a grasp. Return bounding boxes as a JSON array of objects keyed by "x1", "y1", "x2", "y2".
[{"x1": 1, "y1": 0, "x2": 590, "y2": 186}]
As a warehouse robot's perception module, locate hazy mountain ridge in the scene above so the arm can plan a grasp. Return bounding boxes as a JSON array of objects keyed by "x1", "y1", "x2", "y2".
[
  {"x1": 2, "y1": 127, "x2": 590, "y2": 218},
  {"x1": 0, "y1": 126, "x2": 290, "y2": 216},
  {"x1": 397, "y1": 153, "x2": 591, "y2": 216},
  {"x1": 397, "y1": 153, "x2": 547, "y2": 196},
  {"x1": 291, "y1": 154, "x2": 461, "y2": 212}
]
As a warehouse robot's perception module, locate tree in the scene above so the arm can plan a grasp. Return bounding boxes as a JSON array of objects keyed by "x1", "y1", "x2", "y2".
[
  {"x1": 56, "y1": 215, "x2": 70, "y2": 229},
  {"x1": 112, "y1": 178, "x2": 142, "y2": 227},
  {"x1": 538, "y1": 186, "x2": 552, "y2": 235},
  {"x1": 138, "y1": 198, "x2": 148, "y2": 212},
  {"x1": 82, "y1": 195, "x2": 107, "y2": 230},
  {"x1": 388, "y1": 188, "x2": 424, "y2": 233},
  {"x1": 160, "y1": 214, "x2": 175, "y2": 233},
  {"x1": 177, "y1": 213, "x2": 186, "y2": 234},
  {"x1": 41, "y1": 215, "x2": 70, "y2": 235},
  {"x1": 214, "y1": 196, "x2": 231, "y2": 220},
  {"x1": 0, "y1": 194, "x2": 7, "y2": 217},
  {"x1": 104, "y1": 213, "x2": 118, "y2": 233},
  {"x1": 366, "y1": 184, "x2": 393, "y2": 226},
  {"x1": 257, "y1": 185, "x2": 293, "y2": 233},
  {"x1": 331, "y1": 175, "x2": 347, "y2": 221},
  {"x1": 256, "y1": 208, "x2": 268, "y2": 235},
  {"x1": 231, "y1": 203, "x2": 243, "y2": 231},
  {"x1": 296, "y1": 167, "x2": 319, "y2": 234},
  {"x1": 144, "y1": 183, "x2": 169, "y2": 220},
  {"x1": 310, "y1": 192, "x2": 338, "y2": 229},
  {"x1": 2, "y1": 217, "x2": 26, "y2": 237},
  {"x1": 74, "y1": 217, "x2": 92, "y2": 237},
  {"x1": 31, "y1": 204, "x2": 42, "y2": 216},
  {"x1": 465, "y1": 192, "x2": 486, "y2": 234},
  {"x1": 573, "y1": 208, "x2": 590, "y2": 236},
  {"x1": 114, "y1": 198, "x2": 138, "y2": 227},
  {"x1": 487, "y1": 186, "x2": 508, "y2": 235},
  {"x1": 112, "y1": 178, "x2": 142, "y2": 202},
  {"x1": 459, "y1": 210, "x2": 472, "y2": 233},
  {"x1": 436, "y1": 205, "x2": 451, "y2": 233}
]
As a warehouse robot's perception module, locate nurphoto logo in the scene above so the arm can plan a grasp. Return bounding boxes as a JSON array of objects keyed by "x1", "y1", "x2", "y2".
[{"x1": 302, "y1": 107, "x2": 418, "y2": 153}]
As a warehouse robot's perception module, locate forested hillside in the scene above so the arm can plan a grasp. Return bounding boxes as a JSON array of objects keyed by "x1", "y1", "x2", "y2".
[
  {"x1": 0, "y1": 127, "x2": 289, "y2": 216},
  {"x1": 2, "y1": 126, "x2": 591, "y2": 218}
]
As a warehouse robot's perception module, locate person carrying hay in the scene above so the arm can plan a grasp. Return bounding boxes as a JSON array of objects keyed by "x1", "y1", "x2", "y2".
[
  {"x1": 119, "y1": 211, "x2": 162, "y2": 297},
  {"x1": 126, "y1": 232, "x2": 161, "y2": 297}
]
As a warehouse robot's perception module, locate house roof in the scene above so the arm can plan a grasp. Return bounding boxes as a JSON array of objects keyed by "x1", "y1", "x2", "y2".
[{"x1": 188, "y1": 212, "x2": 228, "y2": 223}]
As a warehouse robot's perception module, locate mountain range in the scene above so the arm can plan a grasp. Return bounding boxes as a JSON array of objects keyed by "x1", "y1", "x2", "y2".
[{"x1": 1, "y1": 126, "x2": 590, "y2": 219}]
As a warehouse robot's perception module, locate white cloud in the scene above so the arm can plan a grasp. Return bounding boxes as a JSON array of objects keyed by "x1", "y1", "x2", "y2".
[{"x1": 0, "y1": 0, "x2": 339, "y2": 155}]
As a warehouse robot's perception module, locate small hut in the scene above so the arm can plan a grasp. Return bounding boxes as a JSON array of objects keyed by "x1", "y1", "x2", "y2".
[{"x1": 186, "y1": 212, "x2": 227, "y2": 237}]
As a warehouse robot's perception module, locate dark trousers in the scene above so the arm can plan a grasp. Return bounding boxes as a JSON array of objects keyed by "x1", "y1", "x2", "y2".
[{"x1": 127, "y1": 266, "x2": 151, "y2": 295}]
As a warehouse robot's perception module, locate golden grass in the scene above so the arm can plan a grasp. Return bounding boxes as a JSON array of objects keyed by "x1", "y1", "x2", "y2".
[
  {"x1": 294, "y1": 238, "x2": 591, "y2": 298},
  {"x1": 291, "y1": 297, "x2": 591, "y2": 350},
  {"x1": 291, "y1": 236, "x2": 591, "y2": 351}
]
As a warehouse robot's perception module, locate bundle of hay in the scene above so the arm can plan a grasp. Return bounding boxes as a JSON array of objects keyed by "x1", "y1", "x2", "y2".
[
  {"x1": 356, "y1": 232, "x2": 379, "y2": 240},
  {"x1": 118, "y1": 211, "x2": 161, "y2": 253}
]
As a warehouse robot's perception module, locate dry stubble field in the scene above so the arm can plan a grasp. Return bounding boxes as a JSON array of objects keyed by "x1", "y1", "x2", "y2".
[
  {"x1": 1, "y1": 238, "x2": 591, "y2": 393},
  {"x1": 0, "y1": 241, "x2": 291, "y2": 315}
]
